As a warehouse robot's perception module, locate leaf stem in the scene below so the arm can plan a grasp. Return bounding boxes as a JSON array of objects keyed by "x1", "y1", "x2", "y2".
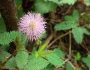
[{"x1": 1, "y1": 50, "x2": 17, "y2": 68}]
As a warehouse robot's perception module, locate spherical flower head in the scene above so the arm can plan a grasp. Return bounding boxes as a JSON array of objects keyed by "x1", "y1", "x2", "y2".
[{"x1": 18, "y1": 12, "x2": 46, "y2": 41}]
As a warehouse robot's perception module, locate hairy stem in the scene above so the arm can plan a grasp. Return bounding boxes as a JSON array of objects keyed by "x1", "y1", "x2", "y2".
[{"x1": 0, "y1": 0, "x2": 18, "y2": 31}]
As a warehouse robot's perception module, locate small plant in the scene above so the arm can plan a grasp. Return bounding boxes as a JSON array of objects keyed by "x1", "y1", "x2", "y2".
[
  {"x1": 74, "y1": 52, "x2": 81, "y2": 62},
  {"x1": 0, "y1": 12, "x2": 65, "y2": 70},
  {"x1": 54, "y1": 9, "x2": 90, "y2": 43}
]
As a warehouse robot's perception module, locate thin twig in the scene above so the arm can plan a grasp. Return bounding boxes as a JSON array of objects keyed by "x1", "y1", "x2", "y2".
[
  {"x1": 81, "y1": 43, "x2": 90, "y2": 54},
  {"x1": 81, "y1": 23, "x2": 90, "y2": 28},
  {"x1": 1, "y1": 50, "x2": 17, "y2": 67},
  {"x1": 47, "y1": 31, "x2": 71, "y2": 49},
  {"x1": 59, "y1": 39, "x2": 67, "y2": 50},
  {"x1": 68, "y1": 31, "x2": 72, "y2": 59},
  {"x1": 62, "y1": 5, "x2": 73, "y2": 15},
  {"x1": 63, "y1": 58, "x2": 69, "y2": 64},
  {"x1": 44, "y1": 32, "x2": 54, "y2": 45}
]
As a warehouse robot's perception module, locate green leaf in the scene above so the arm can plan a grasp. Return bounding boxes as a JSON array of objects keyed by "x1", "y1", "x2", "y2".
[
  {"x1": 35, "y1": 50, "x2": 53, "y2": 58},
  {"x1": 15, "y1": 51, "x2": 29, "y2": 69},
  {"x1": 28, "y1": 54, "x2": 36, "y2": 60},
  {"x1": 25, "y1": 57, "x2": 49, "y2": 70},
  {"x1": 0, "y1": 31, "x2": 21, "y2": 45},
  {"x1": 66, "y1": 62, "x2": 74, "y2": 70},
  {"x1": 54, "y1": 48, "x2": 65, "y2": 57},
  {"x1": 0, "y1": 51, "x2": 10, "y2": 63},
  {"x1": 65, "y1": 10, "x2": 79, "y2": 22},
  {"x1": 40, "y1": 32, "x2": 47, "y2": 39},
  {"x1": 1, "y1": 44, "x2": 9, "y2": 51},
  {"x1": 82, "y1": 54, "x2": 90, "y2": 68},
  {"x1": 72, "y1": 27, "x2": 83, "y2": 44},
  {"x1": 38, "y1": 42, "x2": 49, "y2": 52},
  {"x1": 72, "y1": 27, "x2": 90, "y2": 43},
  {"x1": 34, "y1": 0, "x2": 56, "y2": 14},
  {"x1": 83, "y1": 28, "x2": 90, "y2": 35},
  {"x1": 74, "y1": 52, "x2": 81, "y2": 62},
  {"x1": 73, "y1": 10, "x2": 79, "y2": 21},
  {"x1": 43, "y1": 64, "x2": 54, "y2": 70},
  {"x1": 54, "y1": 21, "x2": 74, "y2": 30},
  {"x1": 45, "y1": 53, "x2": 64, "y2": 67},
  {"x1": 6, "y1": 57, "x2": 16, "y2": 69},
  {"x1": 64, "y1": 17, "x2": 79, "y2": 28},
  {"x1": 65, "y1": 10, "x2": 79, "y2": 23},
  {"x1": 65, "y1": 16, "x2": 75, "y2": 21}
]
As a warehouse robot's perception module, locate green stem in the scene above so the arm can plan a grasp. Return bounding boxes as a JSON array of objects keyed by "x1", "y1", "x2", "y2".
[{"x1": 38, "y1": 33, "x2": 54, "y2": 52}]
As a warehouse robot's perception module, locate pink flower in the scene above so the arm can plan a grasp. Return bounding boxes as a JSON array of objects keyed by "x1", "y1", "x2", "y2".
[{"x1": 18, "y1": 12, "x2": 46, "y2": 41}]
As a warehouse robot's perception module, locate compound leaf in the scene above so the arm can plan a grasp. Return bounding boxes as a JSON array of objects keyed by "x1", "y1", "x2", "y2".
[
  {"x1": 54, "y1": 10, "x2": 79, "y2": 31},
  {"x1": 25, "y1": 57, "x2": 49, "y2": 70},
  {"x1": 72, "y1": 27, "x2": 90, "y2": 44},
  {"x1": 15, "y1": 51, "x2": 29, "y2": 69},
  {"x1": 0, "y1": 31, "x2": 21, "y2": 45}
]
